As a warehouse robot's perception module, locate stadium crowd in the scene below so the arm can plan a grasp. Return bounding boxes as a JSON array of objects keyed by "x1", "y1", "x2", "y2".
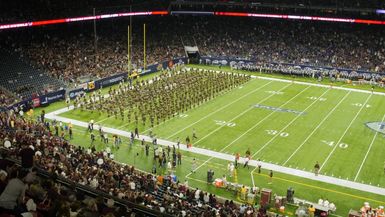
[
  {"x1": 0, "y1": 90, "x2": 17, "y2": 108},
  {"x1": 1, "y1": 17, "x2": 384, "y2": 88},
  {"x1": 0, "y1": 110, "x2": 262, "y2": 216},
  {"x1": 0, "y1": 159, "x2": 136, "y2": 217}
]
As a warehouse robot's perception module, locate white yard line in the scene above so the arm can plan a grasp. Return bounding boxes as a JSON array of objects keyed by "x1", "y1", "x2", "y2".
[
  {"x1": 220, "y1": 86, "x2": 312, "y2": 153},
  {"x1": 185, "y1": 84, "x2": 307, "y2": 177},
  {"x1": 192, "y1": 83, "x2": 293, "y2": 145},
  {"x1": 282, "y1": 91, "x2": 352, "y2": 166},
  {"x1": 44, "y1": 111, "x2": 385, "y2": 197},
  {"x1": 116, "y1": 119, "x2": 134, "y2": 130},
  {"x1": 165, "y1": 80, "x2": 274, "y2": 139},
  {"x1": 251, "y1": 88, "x2": 331, "y2": 159},
  {"x1": 354, "y1": 113, "x2": 385, "y2": 181},
  {"x1": 319, "y1": 94, "x2": 373, "y2": 171}
]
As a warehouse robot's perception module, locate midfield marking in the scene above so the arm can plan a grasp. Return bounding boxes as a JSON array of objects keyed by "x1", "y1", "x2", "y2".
[
  {"x1": 165, "y1": 80, "x2": 274, "y2": 139},
  {"x1": 282, "y1": 91, "x2": 351, "y2": 166},
  {"x1": 319, "y1": 94, "x2": 373, "y2": 171},
  {"x1": 252, "y1": 88, "x2": 331, "y2": 159},
  {"x1": 354, "y1": 113, "x2": 385, "y2": 181}
]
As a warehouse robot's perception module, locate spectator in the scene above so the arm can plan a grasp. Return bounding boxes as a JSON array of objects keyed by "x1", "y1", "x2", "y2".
[
  {"x1": 19, "y1": 144, "x2": 35, "y2": 170},
  {"x1": 0, "y1": 169, "x2": 27, "y2": 211}
]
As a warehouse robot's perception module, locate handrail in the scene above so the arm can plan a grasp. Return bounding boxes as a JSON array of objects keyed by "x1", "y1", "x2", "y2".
[{"x1": 3, "y1": 156, "x2": 173, "y2": 217}]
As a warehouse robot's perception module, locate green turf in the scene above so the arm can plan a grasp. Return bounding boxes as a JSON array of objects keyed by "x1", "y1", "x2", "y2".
[{"x1": 45, "y1": 66, "x2": 385, "y2": 215}]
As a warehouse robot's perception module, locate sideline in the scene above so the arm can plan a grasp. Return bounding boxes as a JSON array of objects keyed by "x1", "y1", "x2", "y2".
[{"x1": 45, "y1": 110, "x2": 385, "y2": 197}]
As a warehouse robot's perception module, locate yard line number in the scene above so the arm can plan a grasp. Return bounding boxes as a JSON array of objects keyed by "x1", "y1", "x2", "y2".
[
  {"x1": 307, "y1": 96, "x2": 327, "y2": 101},
  {"x1": 352, "y1": 103, "x2": 371, "y2": 108},
  {"x1": 265, "y1": 130, "x2": 289, "y2": 137},
  {"x1": 265, "y1": 91, "x2": 284, "y2": 95},
  {"x1": 321, "y1": 140, "x2": 348, "y2": 149},
  {"x1": 214, "y1": 120, "x2": 236, "y2": 127}
]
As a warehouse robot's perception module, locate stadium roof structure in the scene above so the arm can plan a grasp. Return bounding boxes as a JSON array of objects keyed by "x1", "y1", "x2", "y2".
[{"x1": 170, "y1": 0, "x2": 385, "y2": 17}]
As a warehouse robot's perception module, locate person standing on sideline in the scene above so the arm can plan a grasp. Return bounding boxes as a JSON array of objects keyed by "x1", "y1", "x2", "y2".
[
  {"x1": 69, "y1": 125, "x2": 73, "y2": 140},
  {"x1": 130, "y1": 132, "x2": 134, "y2": 147},
  {"x1": 177, "y1": 151, "x2": 182, "y2": 165},
  {"x1": 135, "y1": 127, "x2": 139, "y2": 138},
  {"x1": 186, "y1": 136, "x2": 190, "y2": 146},
  {"x1": 243, "y1": 155, "x2": 250, "y2": 169},
  {"x1": 234, "y1": 152, "x2": 240, "y2": 168},
  {"x1": 145, "y1": 143, "x2": 149, "y2": 156},
  {"x1": 314, "y1": 161, "x2": 320, "y2": 176},
  {"x1": 90, "y1": 132, "x2": 95, "y2": 145},
  {"x1": 192, "y1": 128, "x2": 197, "y2": 140},
  {"x1": 191, "y1": 158, "x2": 197, "y2": 173},
  {"x1": 257, "y1": 159, "x2": 262, "y2": 173},
  {"x1": 176, "y1": 137, "x2": 181, "y2": 149},
  {"x1": 245, "y1": 148, "x2": 251, "y2": 158},
  {"x1": 268, "y1": 170, "x2": 273, "y2": 184}
]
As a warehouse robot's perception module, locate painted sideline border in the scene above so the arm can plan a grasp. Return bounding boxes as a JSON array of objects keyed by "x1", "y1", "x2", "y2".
[{"x1": 44, "y1": 110, "x2": 385, "y2": 197}]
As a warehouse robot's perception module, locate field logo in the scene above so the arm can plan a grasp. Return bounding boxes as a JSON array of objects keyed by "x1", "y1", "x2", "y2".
[
  {"x1": 253, "y1": 104, "x2": 306, "y2": 115},
  {"x1": 365, "y1": 122, "x2": 385, "y2": 134}
]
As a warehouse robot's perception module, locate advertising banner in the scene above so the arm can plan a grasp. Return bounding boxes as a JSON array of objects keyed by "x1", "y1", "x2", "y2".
[
  {"x1": 68, "y1": 88, "x2": 86, "y2": 99},
  {"x1": 94, "y1": 72, "x2": 127, "y2": 89}
]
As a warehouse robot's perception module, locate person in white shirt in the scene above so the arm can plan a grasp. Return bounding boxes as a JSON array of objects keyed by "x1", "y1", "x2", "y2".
[
  {"x1": 90, "y1": 178, "x2": 99, "y2": 188},
  {"x1": 318, "y1": 198, "x2": 324, "y2": 205},
  {"x1": 194, "y1": 189, "x2": 200, "y2": 200},
  {"x1": 323, "y1": 199, "x2": 330, "y2": 207},
  {"x1": 203, "y1": 193, "x2": 209, "y2": 203},
  {"x1": 329, "y1": 203, "x2": 336, "y2": 212},
  {"x1": 229, "y1": 163, "x2": 235, "y2": 178},
  {"x1": 129, "y1": 180, "x2": 136, "y2": 190}
]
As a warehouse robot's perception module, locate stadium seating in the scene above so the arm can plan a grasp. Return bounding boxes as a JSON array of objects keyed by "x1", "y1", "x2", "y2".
[
  {"x1": 0, "y1": 111, "x2": 258, "y2": 216},
  {"x1": 0, "y1": 88, "x2": 17, "y2": 108},
  {"x1": 0, "y1": 49, "x2": 64, "y2": 100},
  {"x1": 1, "y1": 17, "x2": 383, "y2": 90}
]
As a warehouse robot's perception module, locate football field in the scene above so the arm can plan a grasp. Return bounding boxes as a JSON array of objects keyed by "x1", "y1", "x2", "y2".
[{"x1": 53, "y1": 68, "x2": 385, "y2": 213}]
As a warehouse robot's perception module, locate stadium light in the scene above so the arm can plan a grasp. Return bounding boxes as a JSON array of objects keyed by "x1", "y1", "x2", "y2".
[
  {"x1": 0, "y1": 11, "x2": 168, "y2": 30},
  {"x1": 214, "y1": 12, "x2": 385, "y2": 25},
  {"x1": 1, "y1": 10, "x2": 385, "y2": 30}
]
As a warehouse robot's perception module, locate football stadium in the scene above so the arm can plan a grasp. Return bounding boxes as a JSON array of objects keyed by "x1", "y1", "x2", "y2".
[{"x1": 0, "y1": 0, "x2": 385, "y2": 216}]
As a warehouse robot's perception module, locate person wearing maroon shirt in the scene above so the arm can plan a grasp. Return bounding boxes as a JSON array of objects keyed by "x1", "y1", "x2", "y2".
[{"x1": 19, "y1": 145, "x2": 35, "y2": 170}]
